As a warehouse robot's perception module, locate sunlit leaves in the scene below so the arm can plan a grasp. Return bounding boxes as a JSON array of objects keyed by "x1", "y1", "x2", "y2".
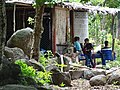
[
  {"x1": 27, "y1": 17, "x2": 34, "y2": 25},
  {"x1": 89, "y1": 0, "x2": 105, "y2": 6},
  {"x1": 15, "y1": 60, "x2": 52, "y2": 85}
]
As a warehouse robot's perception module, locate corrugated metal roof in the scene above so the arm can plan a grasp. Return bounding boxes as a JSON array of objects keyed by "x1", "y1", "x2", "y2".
[
  {"x1": 5, "y1": 0, "x2": 34, "y2": 4},
  {"x1": 5, "y1": 1, "x2": 120, "y2": 15},
  {"x1": 56, "y1": 2, "x2": 120, "y2": 15}
]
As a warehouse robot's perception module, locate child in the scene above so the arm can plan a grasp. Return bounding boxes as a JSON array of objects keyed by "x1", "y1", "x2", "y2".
[{"x1": 84, "y1": 38, "x2": 95, "y2": 68}]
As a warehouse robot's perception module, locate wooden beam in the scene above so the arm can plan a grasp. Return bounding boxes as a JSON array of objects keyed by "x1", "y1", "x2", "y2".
[
  {"x1": 70, "y1": 10, "x2": 74, "y2": 43},
  {"x1": 13, "y1": 3, "x2": 16, "y2": 32}
]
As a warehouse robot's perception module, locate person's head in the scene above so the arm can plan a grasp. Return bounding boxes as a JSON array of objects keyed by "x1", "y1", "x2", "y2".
[
  {"x1": 84, "y1": 38, "x2": 89, "y2": 43},
  {"x1": 74, "y1": 37, "x2": 79, "y2": 41},
  {"x1": 104, "y1": 41, "x2": 108, "y2": 47}
]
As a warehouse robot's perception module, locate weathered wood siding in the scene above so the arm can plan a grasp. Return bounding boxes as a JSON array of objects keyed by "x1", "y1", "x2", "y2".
[
  {"x1": 55, "y1": 7, "x2": 68, "y2": 44},
  {"x1": 117, "y1": 11, "x2": 120, "y2": 40},
  {"x1": 52, "y1": 7, "x2": 69, "y2": 53},
  {"x1": 73, "y1": 11, "x2": 88, "y2": 43}
]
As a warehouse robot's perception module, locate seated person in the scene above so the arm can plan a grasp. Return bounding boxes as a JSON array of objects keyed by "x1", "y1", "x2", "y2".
[
  {"x1": 95, "y1": 41, "x2": 113, "y2": 67},
  {"x1": 73, "y1": 37, "x2": 82, "y2": 53},
  {"x1": 73, "y1": 37, "x2": 82, "y2": 63},
  {"x1": 102, "y1": 41, "x2": 111, "y2": 49}
]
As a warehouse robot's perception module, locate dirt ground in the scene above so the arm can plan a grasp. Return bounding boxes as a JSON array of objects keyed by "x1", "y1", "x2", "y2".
[
  {"x1": 51, "y1": 78, "x2": 120, "y2": 90},
  {"x1": 68, "y1": 78, "x2": 120, "y2": 90}
]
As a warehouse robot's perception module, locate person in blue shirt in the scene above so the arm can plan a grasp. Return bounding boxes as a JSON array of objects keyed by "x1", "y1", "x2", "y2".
[
  {"x1": 74, "y1": 37, "x2": 82, "y2": 52},
  {"x1": 73, "y1": 37, "x2": 83, "y2": 63}
]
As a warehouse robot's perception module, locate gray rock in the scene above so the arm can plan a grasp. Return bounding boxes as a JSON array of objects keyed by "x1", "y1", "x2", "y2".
[
  {"x1": 107, "y1": 69, "x2": 120, "y2": 85},
  {"x1": 45, "y1": 58, "x2": 59, "y2": 71},
  {"x1": 29, "y1": 59, "x2": 45, "y2": 71},
  {"x1": 92, "y1": 69, "x2": 106, "y2": 76},
  {"x1": 51, "y1": 69, "x2": 71, "y2": 86},
  {"x1": 0, "y1": 84, "x2": 37, "y2": 90},
  {"x1": 69, "y1": 70, "x2": 84, "y2": 80},
  {"x1": 4, "y1": 46, "x2": 26, "y2": 61},
  {"x1": 45, "y1": 64, "x2": 58, "y2": 71},
  {"x1": 84, "y1": 70, "x2": 95, "y2": 80},
  {"x1": 7, "y1": 27, "x2": 33, "y2": 58},
  {"x1": 89, "y1": 75, "x2": 107, "y2": 86},
  {"x1": 37, "y1": 85, "x2": 52, "y2": 90},
  {"x1": 56, "y1": 55, "x2": 71, "y2": 72},
  {"x1": 0, "y1": 62, "x2": 21, "y2": 86}
]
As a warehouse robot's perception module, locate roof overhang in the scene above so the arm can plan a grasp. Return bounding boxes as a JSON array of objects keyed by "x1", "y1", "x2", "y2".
[
  {"x1": 5, "y1": 0, "x2": 33, "y2": 6},
  {"x1": 56, "y1": 2, "x2": 120, "y2": 15},
  {"x1": 5, "y1": 1, "x2": 120, "y2": 15}
]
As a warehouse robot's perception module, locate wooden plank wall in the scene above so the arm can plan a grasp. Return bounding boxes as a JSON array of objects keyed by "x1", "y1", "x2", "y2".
[{"x1": 52, "y1": 6, "x2": 69, "y2": 53}]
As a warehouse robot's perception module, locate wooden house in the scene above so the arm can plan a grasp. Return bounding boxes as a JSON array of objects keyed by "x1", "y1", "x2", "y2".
[{"x1": 5, "y1": 1, "x2": 120, "y2": 54}]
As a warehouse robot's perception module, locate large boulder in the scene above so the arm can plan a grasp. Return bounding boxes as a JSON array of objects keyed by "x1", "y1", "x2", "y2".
[
  {"x1": 7, "y1": 27, "x2": 33, "y2": 58},
  {"x1": 92, "y1": 69, "x2": 106, "y2": 76},
  {"x1": 69, "y1": 70, "x2": 84, "y2": 80},
  {"x1": 89, "y1": 75, "x2": 107, "y2": 86},
  {"x1": 83, "y1": 69, "x2": 106, "y2": 80},
  {"x1": 4, "y1": 46, "x2": 27, "y2": 61},
  {"x1": 84, "y1": 69, "x2": 95, "y2": 80},
  {"x1": 0, "y1": 84, "x2": 37, "y2": 90},
  {"x1": 51, "y1": 69, "x2": 71, "y2": 86},
  {"x1": 107, "y1": 69, "x2": 120, "y2": 85},
  {"x1": 0, "y1": 60, "x2": 21, "y2": 86}
]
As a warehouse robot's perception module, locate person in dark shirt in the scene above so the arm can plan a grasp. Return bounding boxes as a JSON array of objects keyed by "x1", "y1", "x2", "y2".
[
  {"x1": 101, "y1": 41, "x2": 111, "y2": 66},
  {"x1": 84, "y1": 38, "x2": 95, "y2": 68},
  {"x1": 102, "y1": 41, "x2": 110, "y2": 49}
]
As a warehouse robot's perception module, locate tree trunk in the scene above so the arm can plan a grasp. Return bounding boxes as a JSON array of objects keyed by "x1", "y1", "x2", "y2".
[
  {"x1": 0, "y1": 0, "x2": 6, "y2": 64},
  {"x1": 111, "y1": 15, "x2": 115, "y2": 52},
  {"x1": 31, "y1": 5, "x2": 45, "y2": 61}
]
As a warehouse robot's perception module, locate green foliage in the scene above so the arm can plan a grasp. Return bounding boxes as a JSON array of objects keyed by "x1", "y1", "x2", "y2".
[
  {"x1": 89, "y1": 0, "x2": 105, "y2": 6},
  {"x1": 112, "y1": 81, "x2": 119, "y2": 85},
  {"x1": 27, "y1": 17, "x2": 34, "y2": 25},
  {"x1": 15, "y1": 60, "x2": 52, "y2": 85},
  {"x1": 60, "y1": 82, "x2": 65, "y2": 87},
  {"x1": 39, "y1": 50, "x2": 54, "y2": 66},
  {"x1": 105, "y1": 0, "x2": 120, "y2": 8},
  {"x1": 39, "y1": 55, "x2": 48, "y2": 66},
  {"x1": 15, "y1": 60, "x2": 36, "y2": 78},
  {"x1": 106, "y1": 61, "x2": 120, "y2": 68},
  {"x1": 55, "y1": 63, "x2": 67, "y2": 68},
  {"x1": 36, "y1": 71, "x2": 52, "y2": 84}
]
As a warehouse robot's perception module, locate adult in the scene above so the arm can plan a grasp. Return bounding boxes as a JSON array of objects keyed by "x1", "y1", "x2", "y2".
[
  {"x1": 95, "y1": 41, "x2": 112, "y2": 68},
  {"x1": 102, "y1": 41, "x2": 110, "y2": 49},
  {"x1": 101, "y1": 41, "x2": 112, "y2": 67}
]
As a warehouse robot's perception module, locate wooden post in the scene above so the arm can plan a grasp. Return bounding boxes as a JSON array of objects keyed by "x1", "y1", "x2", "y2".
[
  {"x1": 70, "y1": 11, "x2": 74, "y2": 43},
  {"x1": 52, "y1": 7, "x2": 56, "y2": 54},
  {"x1": 13, "y1": 3, "x2": 16, "y2": 32},
  {"x1": 23, "y1": 9, "x2": 25, "y2": 28}
]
